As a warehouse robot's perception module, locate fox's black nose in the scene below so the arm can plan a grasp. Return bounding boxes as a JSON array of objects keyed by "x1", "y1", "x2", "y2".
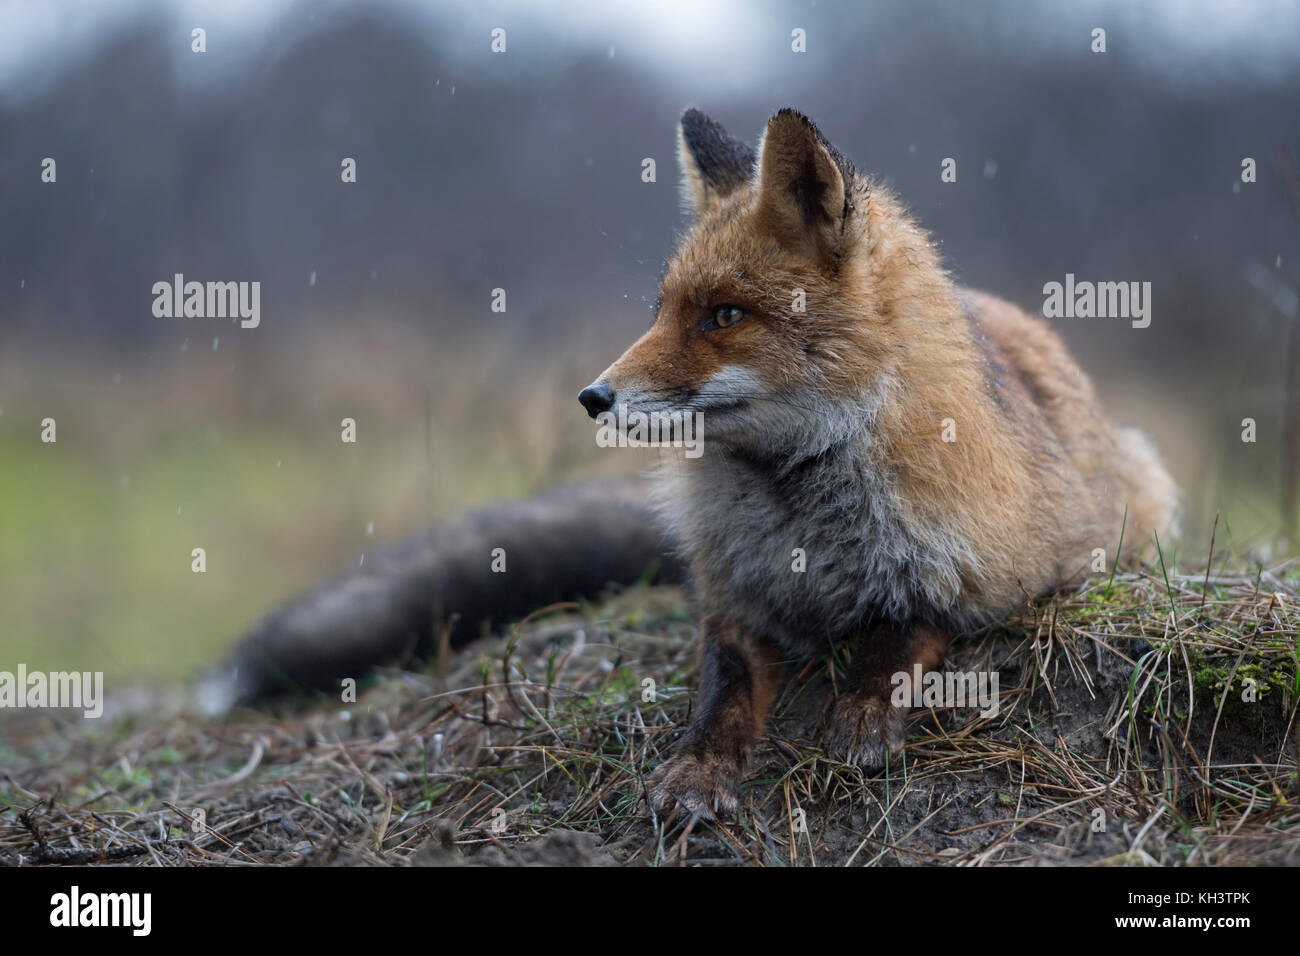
[{"x1": 578, "y1": 381, "x2": 615, "y2": 418}]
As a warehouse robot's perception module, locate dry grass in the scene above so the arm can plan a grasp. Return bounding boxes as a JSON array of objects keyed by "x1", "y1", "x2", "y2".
[{"x1": 2, "y1": 556, "x2": 1297, "y2": 867}]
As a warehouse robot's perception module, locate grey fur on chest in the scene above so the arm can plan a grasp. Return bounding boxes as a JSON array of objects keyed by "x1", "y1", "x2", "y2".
[{"x1": 658, "y1": 446, "x2": 970, "y2": 651}]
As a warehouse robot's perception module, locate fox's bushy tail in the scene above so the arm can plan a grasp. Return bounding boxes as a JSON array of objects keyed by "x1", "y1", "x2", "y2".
[{"x1": 198, "y1": 476, "x2": 681, "y2": 714}]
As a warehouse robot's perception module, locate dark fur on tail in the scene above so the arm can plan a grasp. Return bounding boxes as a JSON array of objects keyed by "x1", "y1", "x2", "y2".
[{"x1": 199, "y1": 476, "x2": 681, "y2": 713}]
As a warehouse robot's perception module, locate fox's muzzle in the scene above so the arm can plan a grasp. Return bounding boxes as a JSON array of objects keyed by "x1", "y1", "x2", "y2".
[{"x1": 578, "y1": 380, "x2": 615, "y2": 419}]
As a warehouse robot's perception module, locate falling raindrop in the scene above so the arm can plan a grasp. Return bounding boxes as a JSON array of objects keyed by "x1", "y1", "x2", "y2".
[
  {"x1": 359, "y1": 553, "x2": 366, "y2": 567},
  {"x1": 212, "y1": 337, "x2": 219, "y2": 351},
  {"x1": 366, "y1": 521, "x2": 374, "y2": 536},
  {"x1": 309, "y1": 271, "x2": 317, "y2": 287}
]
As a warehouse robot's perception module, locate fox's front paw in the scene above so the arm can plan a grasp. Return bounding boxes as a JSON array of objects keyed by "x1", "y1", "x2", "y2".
[
  {"x1": 646, "y1": 750, "x2": 744, "y2": 820},
  {"x1": 828, "y1": 694, "x2": 907, "y2": 769}
]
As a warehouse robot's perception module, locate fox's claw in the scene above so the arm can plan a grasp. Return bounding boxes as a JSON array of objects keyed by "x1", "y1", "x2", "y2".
[
  {"x1": 828, "y1": 694, "x2": 907, "y2": 769},
  {"x1": 646, "y1": 751, "x2": 743, "y2": 820}
]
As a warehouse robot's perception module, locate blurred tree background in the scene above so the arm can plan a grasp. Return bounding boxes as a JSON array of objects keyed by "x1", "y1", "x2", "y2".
[{"x1": 1, "y1": 0, "x2": 1297, "y2": 682}]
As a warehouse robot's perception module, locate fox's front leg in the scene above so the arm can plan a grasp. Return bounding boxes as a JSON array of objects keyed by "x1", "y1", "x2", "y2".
[
  {"x1": 648, "y1": 619, "x2": 784, "y2": 819},
  {"x1": 828, "y1": 623, "x2": 954, "y2": 769}
]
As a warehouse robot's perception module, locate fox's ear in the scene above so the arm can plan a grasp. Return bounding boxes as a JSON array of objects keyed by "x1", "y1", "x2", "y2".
[
  {"x1": 755, "y1": 109, "x2": 856, "y2": 264},
  {"x1": 678, "y1": 108, "x2": 756, "y2": 217}
]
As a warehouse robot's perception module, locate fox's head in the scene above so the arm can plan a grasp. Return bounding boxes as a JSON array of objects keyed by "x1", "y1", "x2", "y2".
[{"x1": 580, "y1": 108, "x2": 945, "y2": 459}]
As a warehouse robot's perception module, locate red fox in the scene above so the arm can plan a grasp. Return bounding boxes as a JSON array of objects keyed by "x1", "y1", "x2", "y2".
[
  {"x1": 210, "y1": 108, "x2": 1176, "y2": 821},
  {"x1": 579, "y1": 108, "x2": 1176, "y2": 816}
]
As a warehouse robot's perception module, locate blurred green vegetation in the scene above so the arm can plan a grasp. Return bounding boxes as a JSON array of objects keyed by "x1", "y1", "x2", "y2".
[
  {"x1": 0, "y1": 324, "x2": 645, "y2": 683},
  {"x1": 0, "y1": 323, "x2": 1286, "y2": 686}
]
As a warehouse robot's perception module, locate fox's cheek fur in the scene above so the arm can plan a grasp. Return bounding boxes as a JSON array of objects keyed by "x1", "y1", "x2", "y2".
[
  {"x1": 604, "y1": 354, "x2": 824, "y2": 450},
  {"x1": 596, "y1": 318, "x2": 759, "y2": 412},
  {"x1": 599, "y1": 318, "x2": 871, "y2": 454},
  {"x1": 688, "y1": 365, "x2": 764, "y2": 409}
]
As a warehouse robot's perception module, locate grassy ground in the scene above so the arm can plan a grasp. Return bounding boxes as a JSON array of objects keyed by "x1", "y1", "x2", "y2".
[
  {"x1": 1, "y1": 325, "x2": 1295, "y2": 865},
  {"x1": 3, "y1": 561, "x2": 1297, "y2": 867}
]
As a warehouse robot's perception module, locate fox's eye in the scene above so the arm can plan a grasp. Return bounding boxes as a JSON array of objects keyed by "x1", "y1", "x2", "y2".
[{"x1": 706, "y1": 304, "x2": 747, "y2": 330}]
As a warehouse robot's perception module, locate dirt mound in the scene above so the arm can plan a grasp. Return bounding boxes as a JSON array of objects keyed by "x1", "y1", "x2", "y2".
[{"x1": 2, "y1": 571, "x2": 1297, "y2": 866}]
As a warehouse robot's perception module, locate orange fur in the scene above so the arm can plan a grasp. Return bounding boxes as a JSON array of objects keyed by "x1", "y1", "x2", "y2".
[{"x1": 583, "y1": 108, "x2": 1177, "y2": 817}]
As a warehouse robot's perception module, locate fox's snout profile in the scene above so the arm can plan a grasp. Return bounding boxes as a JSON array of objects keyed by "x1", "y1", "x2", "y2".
[{"x1": 584, "y1": 107, "x2": 1177, "y2": 819}]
